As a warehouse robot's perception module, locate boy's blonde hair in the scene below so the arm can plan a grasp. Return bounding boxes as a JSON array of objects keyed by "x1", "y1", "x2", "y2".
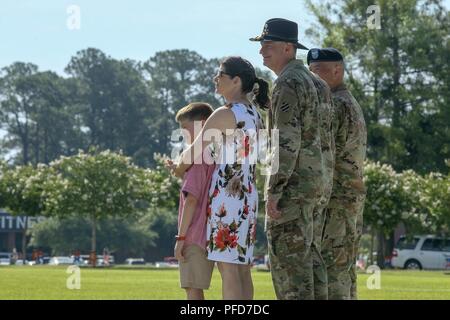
[{"x1": 175, "y1": 102, "x2": 214, "y2": 123}]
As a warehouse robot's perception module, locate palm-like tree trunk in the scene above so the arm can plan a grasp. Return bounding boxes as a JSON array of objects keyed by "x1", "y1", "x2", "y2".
[
  {"x1": 91, "y1": 215, "x2": 97, "y2": 267},
  {"x1": 21, "y1": 217, "x2": 28, "y2": 264}
]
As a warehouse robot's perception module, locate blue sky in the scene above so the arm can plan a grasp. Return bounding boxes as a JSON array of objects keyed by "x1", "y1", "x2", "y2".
[
  {"x1": 1, "y1": 0, "x2": 449, "y2": 75},
  {"x1": 0, "y1": 0, "x2": 319, "y2": 75}
]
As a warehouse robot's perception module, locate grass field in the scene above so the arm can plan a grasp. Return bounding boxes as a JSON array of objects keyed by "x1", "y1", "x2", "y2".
[{"x1": 0, "y1": 266, "x2": 449, "y2": 300}]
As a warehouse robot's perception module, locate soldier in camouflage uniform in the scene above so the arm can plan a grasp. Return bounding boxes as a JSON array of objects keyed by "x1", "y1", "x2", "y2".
[
  {"x1": 308, "y1": 48, "x2": 367, "y2": 300},
  {"x1": 250, "y1": 18, "x2": 334, "y2": 300},
  {"x1": 309, "y1": 73, "x2": 335, "y2": 300}
]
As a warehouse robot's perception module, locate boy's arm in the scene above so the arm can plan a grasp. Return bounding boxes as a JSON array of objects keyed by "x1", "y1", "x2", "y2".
[
  {"x1": 174, "y1": 193, "x2": 198, "y2": 262},
  {"x1": 178, "y1": 193, "x2": 198, "y2": 237},
  {"x1": 174, "y1": 107, "x2": 236, "y2": 177}
]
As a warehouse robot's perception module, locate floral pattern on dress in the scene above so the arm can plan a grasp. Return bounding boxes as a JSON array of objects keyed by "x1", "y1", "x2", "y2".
[{"x1": 206, "y1": 103, "x2": 263, "y2": 265}]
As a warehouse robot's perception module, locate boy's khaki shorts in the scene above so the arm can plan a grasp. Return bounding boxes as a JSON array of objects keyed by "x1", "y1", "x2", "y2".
[{"x1": 179, "y1": 244, "x2": 215, "y2": 290}]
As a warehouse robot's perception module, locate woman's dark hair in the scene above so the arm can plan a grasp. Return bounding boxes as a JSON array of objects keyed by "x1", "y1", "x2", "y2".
[{"x1": 221, "y1": 56, "x2": 270, "y2": 109}]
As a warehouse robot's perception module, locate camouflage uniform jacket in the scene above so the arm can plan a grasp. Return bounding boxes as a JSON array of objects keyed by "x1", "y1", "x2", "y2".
[
  {"x1": 265, "y1": 59, "x2": 333, "y2": 228},
  {"x1": 328, "y1": 84, "x2": 367, "y2": 207}
]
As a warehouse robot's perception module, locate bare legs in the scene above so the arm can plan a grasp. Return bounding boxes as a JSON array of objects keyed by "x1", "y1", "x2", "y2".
[
  {"x1": 239, "y1": 264, "x2": 254, "y2": 300},
  {"x1": 217, "y1": 262, "x2": 253, "y2": 300},
  {"x1": 185, "y1": 288, "x2": 205, "y2": 300}
]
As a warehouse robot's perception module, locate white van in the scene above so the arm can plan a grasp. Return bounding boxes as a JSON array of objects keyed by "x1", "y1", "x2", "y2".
[{"x1": 391, "y1": 235, "x2": 450, "y2": 270}]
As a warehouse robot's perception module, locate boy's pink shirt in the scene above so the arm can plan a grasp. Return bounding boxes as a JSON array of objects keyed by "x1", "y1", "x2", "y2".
[{"x1": 178, "y1": 161, "x2": 215, "y2": 249}]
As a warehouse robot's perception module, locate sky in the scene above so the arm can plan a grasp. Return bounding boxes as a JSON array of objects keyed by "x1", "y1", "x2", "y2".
[
  {"x1": 0, "y1": 0, "x2": 319, "y2": 75},
  {"x1": 1, "y1": 0, "x2": 449, "y2": 74},
  {"x1": 0, "y1": 0, "x2": 449, "y2": 150}
]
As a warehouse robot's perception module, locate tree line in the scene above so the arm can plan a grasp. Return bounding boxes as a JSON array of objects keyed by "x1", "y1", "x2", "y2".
[
  {"x1": 1, "y1": 154, "x2": 449, "y2": 264},
  {"x1": 0, "y1": 48, "x2": 226, "y2": 168}
]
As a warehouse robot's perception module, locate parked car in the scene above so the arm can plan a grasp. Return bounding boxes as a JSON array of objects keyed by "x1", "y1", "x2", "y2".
[
  {"x1": 74, "y1": 254, "x2": 114, "y2": 266},
  {"x1": 0, "y1": 253, "x2": 30, "y2": 266},
  {"x1": 97, "y1": 255, "x2": 114, "y2": 266},
  {"x1": 0, "y1": 253, "x2": 11, "y2": 259},
  {"x1": 252, "y1": 255, "x2": 265, "y2": 266},
  {"x1": 125, "y1": 258, "x2": 146, "y2": 265},
  {"x1": 42, "y1": 257, "x2": 51, "y2": 264},
  {"x1": 153, "y1": 257, "x2": 178, "y2": 268},
  {"x1": 69, "y1": 256, "x2": 87, "y2": 266},
  {"x1": 155, "y1": 261, "x2": 178, "y2": 268},
  {"x1": 96, "y1": 258, "x2": 114, "y2": 266},
  {"x1": 0, "y1": 253, "x2": 11, "y2": 265},
  {"x1": 48, "y1": 256, "x2": 74, "y2": 265},
  {"x1": 391, "y1": 235, "x2": 450, "y2": 270}
]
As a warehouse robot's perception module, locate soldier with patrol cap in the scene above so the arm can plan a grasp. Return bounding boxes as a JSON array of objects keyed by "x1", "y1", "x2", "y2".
[
  {"x1": 307, "y1": 48, "x2": 367, "y2": 300},
  {"x1": 250, "y1": 18, "x2": 333, "y2": 300}
]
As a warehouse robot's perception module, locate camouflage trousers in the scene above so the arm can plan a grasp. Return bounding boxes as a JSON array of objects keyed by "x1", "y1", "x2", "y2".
[
  {"x1": 319, "y1": 199, "x2": 365, "y2": 300},
  {"x1": 350, "y1": 204, "x2": 364, "y2": 299},
  {"x1": 266, "y1": 204, "x2": 328, "y2": 300},
  {"x1": 313, "y1": 204, "x2": 328, "y2": 300}
]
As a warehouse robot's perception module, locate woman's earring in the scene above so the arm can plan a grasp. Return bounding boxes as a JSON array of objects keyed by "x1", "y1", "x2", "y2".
[{"x1": 252, "y1": 82, "x2": 260, "y2": 96}]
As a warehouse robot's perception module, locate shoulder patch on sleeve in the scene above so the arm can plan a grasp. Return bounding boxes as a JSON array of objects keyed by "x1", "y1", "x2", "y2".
[{"x1": 280, "y1": 102, "x2": 290, "y2": 112}]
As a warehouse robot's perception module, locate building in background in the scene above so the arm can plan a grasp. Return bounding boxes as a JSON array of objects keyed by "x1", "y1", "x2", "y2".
[{"x1": 0, "y1": 209, "x2": 45, "y2": 254}]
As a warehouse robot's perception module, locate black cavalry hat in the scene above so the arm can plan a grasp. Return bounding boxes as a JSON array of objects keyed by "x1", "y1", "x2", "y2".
[
  {"x1": 249, "y1": 18, "x2": 308, "y2": 50},
  {"x1": 307, "y1": 48, "x2": 344, "y2": 65}
]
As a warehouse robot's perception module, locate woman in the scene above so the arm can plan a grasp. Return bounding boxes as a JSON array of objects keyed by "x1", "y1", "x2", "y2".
[{"x1": 172, "y1": 56, "x2": 269, "y2": 299}]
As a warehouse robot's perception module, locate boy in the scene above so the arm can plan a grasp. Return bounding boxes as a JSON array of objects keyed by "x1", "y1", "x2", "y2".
[{"x1": 169, "y1": 102, "x2": 216, "y2": 300}]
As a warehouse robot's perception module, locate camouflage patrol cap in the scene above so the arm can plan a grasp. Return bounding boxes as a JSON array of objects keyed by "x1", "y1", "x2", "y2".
[
  {"x1": 307, "y1": 48, "x2": 344, "y2": 65},
  {"x1": 249, "y1": 18, "x2": 308, "y2": 50}
]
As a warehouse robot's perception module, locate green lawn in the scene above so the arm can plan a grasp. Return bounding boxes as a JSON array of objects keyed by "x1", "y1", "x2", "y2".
[{"x1": 0, "y1": 266, "x2": 449, "y2": 300}]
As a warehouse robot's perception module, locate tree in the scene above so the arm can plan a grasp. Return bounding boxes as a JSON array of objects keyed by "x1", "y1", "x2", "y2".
[
  {"x1": 0, "y1": 163, "x2": 49, "y2": 262},
  {"x1": 140, "y1": 154, "x2": 180, "y2": 260},
  {"x1": 65, "y1": 48, "x2": 157, "y2": 167},
  {"x1": 43, "y1": 149, "x2": 152, "y2": 265},
  {"x1": 306, "y1": 0, "x2": 450, "y2": 174},
  {"x1": 1, "y1": 48, "x2": 274, "y2": 168},
  {"x1": 0, "y1": 65, "x2": 85, "y2": 166},
  {"x1": 143, "y1": 49, "x2": 222, "y2": 158},
  {"x1": 0, "y1": 62, "x2": 39, "y2": 165},
  {"x1": 29, "y1": 216, "x2": 156, "y2": 262},
  {"x1": 14, "y1": 71, "x2": 85, "y2": 164},
  {"x1": 363, "y1": 161, "x2": 405, "y2": 266},
  {"x1": 0, "y1": 160, "x2": 7, "y2": 206},
  {"x1": 363, "y1": 160, "x2": 450, "y2": 266},
  {"x1": 417, "y1": 170, "x2": 450, "y2": 234}
]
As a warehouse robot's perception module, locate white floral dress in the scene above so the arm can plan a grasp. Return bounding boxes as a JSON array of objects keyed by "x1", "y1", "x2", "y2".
[{"x1": 206, "y1": 102, "x2": 264, "y2": 265}]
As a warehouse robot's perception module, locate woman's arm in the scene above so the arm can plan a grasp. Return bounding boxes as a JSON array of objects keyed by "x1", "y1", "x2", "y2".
[{"x1": 173, "y1": 106, "x2": 236, "y2": 177}]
